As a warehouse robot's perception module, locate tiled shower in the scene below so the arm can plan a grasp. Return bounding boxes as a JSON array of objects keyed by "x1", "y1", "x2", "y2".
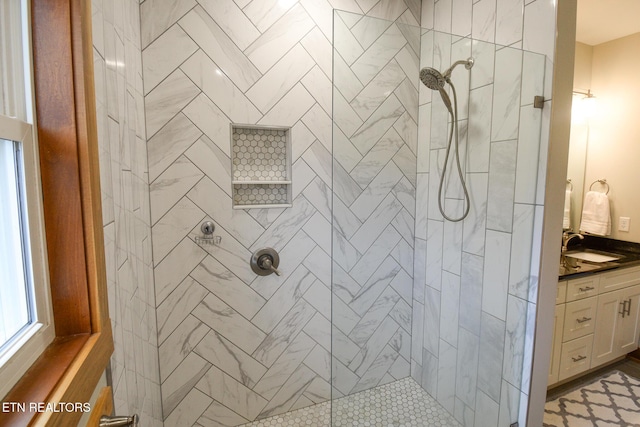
[{"x1": 90, "y1": 0, "x2": 558, "y2": 426}]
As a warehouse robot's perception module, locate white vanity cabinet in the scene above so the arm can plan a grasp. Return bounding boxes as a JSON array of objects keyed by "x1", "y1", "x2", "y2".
[{"x1": 549, "y1": 265, "x2": 640, "y2": 387}]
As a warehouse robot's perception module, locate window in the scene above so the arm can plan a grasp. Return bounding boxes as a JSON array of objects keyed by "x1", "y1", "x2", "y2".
[{"x1": 0, "y1": 0, "x2": 54, "y2": 399}]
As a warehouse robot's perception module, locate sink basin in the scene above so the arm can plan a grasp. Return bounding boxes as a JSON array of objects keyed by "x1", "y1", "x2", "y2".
[{"x1": 564, "y1": 251, "x2": 621, "y2": 263}]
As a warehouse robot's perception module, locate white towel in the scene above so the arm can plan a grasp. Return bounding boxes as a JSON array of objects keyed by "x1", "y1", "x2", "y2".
[
  {"x1": 580, "y1": 191, "x2": 611, "y2": 236},
  {"x1": 563, "y1": 188, "x2": 572, "y2": 230}
]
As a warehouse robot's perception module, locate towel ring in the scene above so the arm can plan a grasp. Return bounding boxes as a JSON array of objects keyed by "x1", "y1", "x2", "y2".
[
  {"x1": 589, "y1": 179, "x2": 610, "y2": 194},
  {"x1": 566, "y1": 179, "x2": 573, "y2": 191}
]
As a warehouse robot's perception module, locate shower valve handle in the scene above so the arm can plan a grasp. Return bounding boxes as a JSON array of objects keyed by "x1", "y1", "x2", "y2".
[{"x1": 258, "y1": 255, "x2": 281, "y2": 276}]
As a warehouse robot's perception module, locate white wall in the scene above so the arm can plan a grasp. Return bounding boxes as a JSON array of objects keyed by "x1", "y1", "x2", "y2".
[{"x1": 586, "y1": 33, "x2": 640, "y2": 241}]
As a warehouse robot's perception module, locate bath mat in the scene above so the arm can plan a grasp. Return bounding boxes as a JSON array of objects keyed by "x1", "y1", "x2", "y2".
[{"x1": 544, "y1": 370, "x2": 640, "y2": 426}]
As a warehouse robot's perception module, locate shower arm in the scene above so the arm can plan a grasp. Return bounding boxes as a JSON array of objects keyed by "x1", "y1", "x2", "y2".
[{"x1": 443, "y1": 58, "x2": 474, "y2": 79}]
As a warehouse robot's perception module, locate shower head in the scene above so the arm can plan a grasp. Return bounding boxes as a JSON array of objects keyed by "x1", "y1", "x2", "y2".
[{"x1": 419, "y1": 67, "x2": 446, "y2": 90}]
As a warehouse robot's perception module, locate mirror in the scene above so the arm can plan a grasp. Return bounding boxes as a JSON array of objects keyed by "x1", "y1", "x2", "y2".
[{"x1": 566, "y1": 1, "x2": 640, "y2": 242}]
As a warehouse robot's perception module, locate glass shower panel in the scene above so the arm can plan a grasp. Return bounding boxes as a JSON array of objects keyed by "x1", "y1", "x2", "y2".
[
  {"x1": 331, "y1": 9, "x2": 420, "y2": 425},
  {"x1": 332, "y1": 10, "x2": 548, "y2": 426}
]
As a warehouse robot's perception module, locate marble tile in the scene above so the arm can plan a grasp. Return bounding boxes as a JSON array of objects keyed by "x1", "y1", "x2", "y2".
[
  {"x1": 253, "y1": 332, "x2": 316, "y2": 400},
  {"x1": 475, "y1": 389, "x2": 500, "y2": 427},
  {"x1": 350, "y1": 161, "x2": 403, "y2": 221},
  {"x1": 147, "y1": 114, "x2": 202, "y2": 182},
  {"x1": 434, "y1": 0, "x2": 452, "y2": 33},
  {"x1": 420, "y1": 348, "x2": 439, "y2": 396},
  {"x1": 514, "y1": 106, "x2": 542, "y2": 204},
  {"x1": 302, "y1": 177, "x2": 331, "y2": 221},
  {"x1": 145, "y1": 69, "x2": 199, "y2": 138},
  {"x1": 392, "y1": 176, "x2": 416, "y2": 218},
  {"x1": 491, "y1": 47, "x2": 522, "y2": 142},
  {"x1": 411, "y1": 301, "x2": 424, "y2": 365},
  {"x1": 245, "y1": 5, "x2": 315, "y2": 74},
  {"x1": 522, "y1": 0, "x2": 556, "y2": 58},
  {"x1": 486, "y1": 139, "x2": 517, "y2": 232},
  {"x1": 477, "y1": 312, "x2": 506, "y2": 403},
  {"x1": 392, "y1": 208, "x2": 415, "y2": 248},
  {"x1": 252, "y1": 300, "x2": 318, "y2": 367},
  {"x1": 162, "y1": 352, "x2": 211, "y2": 416},
  {"x1": 193, "y1": 293, "x2": 267, "y2": 355},
  {"x1": 332, "y1": 196, "x2": 362, "y2": 240},
  {"x1": 182, "y1": 93, "x2": 231, "y2": 157},
  {"x1": 502, "y1": 295, "x2": 527, "y2": 389},
  {"x1": 332, "y1": 229, "x2": 362, "y2": 273},
  {"x1": 423, "y1": 285, "x2": 440, "y2": 355},
  {"x1": 468, "y1": 41, "x2": 492, "y2": 89},
  {"x1": 152, "y1": 197, "x2": 205, "y2": 265},
  {"x1": 155, "y1": 238, "x2": 207, "y2": 304},
  {"x1": 246, "y1": 44, "x2": 315, "y2": 114},
  {"x1": 334, "y1": 90, "x2": 365, "y2": 140},
  {"x1": 302, "y1": 104, "x2": 333, "y2": 152},
  {"x1": 349, "y1": 317, "x2": 400, "y2": 376},
  {"x1": 258, "y1": 84, "x2": 316, "y2": 127},
  {"x1": 184, "y1": 135, "x2": 232, "y2": 197},
  {"x1": 351, "y1": 24, "x2": 408, "y2": 85},
  {"x1": 349, "y1": 287, "x2": 401, "y2": 345},
  {"x1": 333, "y1": 159, "x2": 365, "y2": 207},
  {"x1": 350, "y1": 14, "x2": 393, "y2": 50},
  {"x1": 462, "y1": 173, "x2": 488, "y2": 256},
  {"x1": 291, "y1": 121, "x2": 318, "y2": 162},
  {"x1": 498, "y1": 379, "x2": 521, "y2": 427},
  {"x1": 452, "y1": 0, "x2": 472, "y2": 37},
  {"x1": 442, "y1": 199, "x2": 463, "y2": 275},
  {"x1": 350, "y1": 226, "x2": 402, "y2": 287},
  {"x1": 191, "y1": 255, "x2": 267, "y2": 319},
  {"x1": 354, "y1": 191, "x2": 406, "y2": 250},
  {"x1": 140, "y1": 0, "x2": 197, "y2": 48},
  {"x1": 333, "y1": 13, "x2": 365, "y2": 67},
  {"x1": 471, "y1": 0, "x2": 496, "y2": 43},
  {"x1": 242, "y1": 0, "x2": 296, "y2": 33},
  {"x1": 258, "y1": 364, "x2": 318, "y2": 418},
  {"x1": 333, "y1": 50, "x2": 365, "y2": 102},
  {"x1": 300, "y1": 0, "x2": 333, "y2": 40},
  {"x1": 458, "y1": 252, "x2": 483, "y2": 336},
  {"x1": 425, "y1": 219, "x2": 443, "y2": 291},
  {"x1": 302, "y1": 212, "x2": 331, "y2": 254},
  {"x1": 496, "y1": 0, "x2": 523, "y2": 46},
  {"x1": 252, "y1": 265, "x2": 316, "y2": 333},
  {"x1": 390, "y1": 246, "x2": 414, "y2": 295},
  {"x1": 198, "y1": 0, "x2": 260, "y2": 51},
  {"x1": 250, "y1": 195, "x2": 317, "y2": 252},
  {"x1": 179, "y1": 6, "x2": 261, "y2": 91},
  {"x1": 198, "y1": 401, "x2": 249, "y2": 427},
  {"x1": 350, "y1": 97, "x2": 404, "y2": 155},
  {"x1": 142, "y1": 24, "x2": 198, "y2": 94},
  {"x1": 163, "y1": 388, "x2": 212, "y2": 426},
  {"x1": 292, "y1": 158, "x2": 317, "y2": 201},
  {"x1": 351, "y1": 345, "x2": 400, "y2": 393},
  {"x1": 180, "y1": 50, "x2": 262, "y2": 124},
  {"x1": 456, "y1": 327, "x2": 479, "y2": 408},
  {"x1": 350, "y1": 255, "x2": 402, "y2": 317},
  {"x1": 508, "y1": 204, "x2": 535, "y2": 300},
  {"x1": 351, "y1": 60, "x2": 406, "y2": 121},
  {"x1": 194, "y1": 329, "x2": 268, "y2": 388},
  {"x1": 437, "y1": 339, "x2": 457, "y2": 413},
  {"x1": 439, "y1": 271, "x2": 460, "y2": 347},
  {"x1": 157, "y1": 277, "x2": 208, "y2": 343},
  {"x1": 367, "y1": 0, "x2": 409, "y2": 22},
  {"x1": 159, "y1": 315, "x2": 210, "y2": 382},
  {"x1": 196, "y1": 364, "x2": 268, "y2": 421},
  {"x1": 301, "y1": 66, "x2": 332, "y2": 117},
  {"x1": 482, "y1": 230, "x2": 511, "y2": 321},
  {"x1": 188, "y1": 177, "x2": 265, "y2": 248}
]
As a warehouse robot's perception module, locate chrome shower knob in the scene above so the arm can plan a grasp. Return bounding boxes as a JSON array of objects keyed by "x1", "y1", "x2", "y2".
[{"x1": 250, "y1": 248, "x2": 281, "y2": 276}]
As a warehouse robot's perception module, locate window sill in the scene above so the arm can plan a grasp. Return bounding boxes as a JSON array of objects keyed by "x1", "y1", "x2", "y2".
[{"x1": 0, "y1": 323, "x2": 112, "y2": 426}]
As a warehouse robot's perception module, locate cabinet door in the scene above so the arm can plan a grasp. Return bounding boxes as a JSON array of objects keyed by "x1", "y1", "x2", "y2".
[
  {"x1": 559, "y1": 334, "x2": 594, "y2": 381},
  {"x1": 592, "y1": 288, "x2": 624, "y2": 366},
  {"x1": 617, "y1": 284, "x2": 640, "y2": 355},
  {"x1": 548, "y1": 304, "x2": 566, "y2": 386}
]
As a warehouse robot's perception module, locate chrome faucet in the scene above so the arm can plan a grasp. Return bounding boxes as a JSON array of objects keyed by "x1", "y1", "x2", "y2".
[
  {"x1": 561, "y1": 232, "x2": 584, "y2": 268},
  {"x1": 562, "y1": 231, "x2": 584, "y2": 253}
]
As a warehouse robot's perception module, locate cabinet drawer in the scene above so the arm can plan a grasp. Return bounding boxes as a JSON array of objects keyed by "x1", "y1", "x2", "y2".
[
  {"x1": 563, "y1": 297, "x2": 597, "y2": 341},
  {"x1": 599, "y1": 266, "x2": 640, "y2": 294},
  {"x1": 566, "y1": 276, "x2": 599, "y2": 302},
  {"x1": 559, "y1": 334, "x2": 594, "y2": 381},
  {"x1": 557, "y1": 281, "x2": 567, "y2": 305}
]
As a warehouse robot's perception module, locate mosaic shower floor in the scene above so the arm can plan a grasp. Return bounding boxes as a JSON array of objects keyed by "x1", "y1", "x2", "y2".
[{"x1": 242, "y1": 377, "x2": 460, "y2": 427}]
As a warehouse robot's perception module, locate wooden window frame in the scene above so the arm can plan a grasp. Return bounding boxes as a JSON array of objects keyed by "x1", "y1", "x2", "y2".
[{"x1": 0, "y1": 0, "x2": 113, "y2": 425}]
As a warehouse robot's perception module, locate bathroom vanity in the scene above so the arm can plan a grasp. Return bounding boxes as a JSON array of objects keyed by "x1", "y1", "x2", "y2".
[{"x1": 548, "y1": 243, "x2": 640, "y2": 386}]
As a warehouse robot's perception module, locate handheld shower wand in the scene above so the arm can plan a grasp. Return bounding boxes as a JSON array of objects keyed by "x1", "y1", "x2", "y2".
[{"x1": 419, "y1": 57, "x2": 474, "y2": 222}]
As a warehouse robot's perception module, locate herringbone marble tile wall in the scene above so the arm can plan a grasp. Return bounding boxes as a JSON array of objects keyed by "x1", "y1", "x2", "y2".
[
  {"x1": 91, "y1": 0, "x2": 164, "y2": 425},
  {"x1": 141, "y1": 0, "x2": 420, "y2": 425}
]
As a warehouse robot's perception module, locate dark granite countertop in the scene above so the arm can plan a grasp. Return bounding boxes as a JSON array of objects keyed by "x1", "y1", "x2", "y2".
[{"x1": 559, "y1": 235, "x2": 640, "y2": 280}]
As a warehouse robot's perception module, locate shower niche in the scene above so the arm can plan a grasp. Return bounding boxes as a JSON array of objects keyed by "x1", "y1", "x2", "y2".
[{"x1": 230, "y1": 124, "x2": 292, "y2": 209}]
